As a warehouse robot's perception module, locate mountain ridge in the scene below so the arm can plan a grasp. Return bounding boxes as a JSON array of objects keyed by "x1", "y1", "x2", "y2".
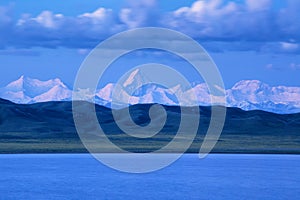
[
  {"x1": 0, "y1": 99, "x2": 299, "y2": 153},
  {"x1": 0, "y1": 74, "x2": 300, "y2": 114}
]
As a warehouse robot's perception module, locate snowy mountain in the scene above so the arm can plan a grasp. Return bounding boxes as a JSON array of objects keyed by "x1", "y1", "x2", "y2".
[
  {"x1": 1, "y1": 74, "x2": 300, "y2": 114},
  {"x1": 226, "y1": 80, "x2": 300, "y2": 113},
  {"x1": 0, "y1": 76, "x2": 72, "y2": 103}
]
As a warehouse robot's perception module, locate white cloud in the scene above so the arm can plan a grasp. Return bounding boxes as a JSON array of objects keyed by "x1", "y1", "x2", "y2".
[
  {"x1": 35, "y1": 11, "x2": 58, "y2": 28},
  {"x1": 17, "y1": 7, "x2": 115, "y2": 29},
  {"x1": 0, "y1": 0, "x2": 299, "y2": 54},
  {"x1": 17, "y1": 11, "x2": 64, "y2": 28},
  {"x1": 77, "y1": 49, "x2": 90, "y2": 55},
  {"x1": 14, "y1": 7, "x2": 122, "y2": 46},
  {"x1": 246, "y1": 0, "x2": 271, "y2": 11},
  {"x1": 281, "y1": 42, "x2": 299, "y2": 51},
  {"x1": 79, "y1": 8, "x2": 113, "y2": 24},
  {"x1": 277, "y1": 0, "x2": 300, "y2": 40},
  {"x1": 167, "y1": 0, "x2": 243, "y2": 39},
  {"x1": 119, "y1": 8, "x2": 139, "y2": 28},
  {"x1": 119, "y1": 0, "x2": 158, "y2": 28},
  {"x1": 173, "y1": 0, "x2": 237, "y2": 23},
  {"x1": 165, "y1": 0, "x2": 300, "y2": 55}
]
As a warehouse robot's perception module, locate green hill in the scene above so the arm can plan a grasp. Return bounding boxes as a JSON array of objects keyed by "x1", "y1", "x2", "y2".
[{"x1": 0, "y1": 99, "x2": 299, "y2": 154}]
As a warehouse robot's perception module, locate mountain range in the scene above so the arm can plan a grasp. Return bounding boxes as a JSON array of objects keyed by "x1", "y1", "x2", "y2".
[{"x1": 0, "y1": 70, "x2": 300, "y2": 114}]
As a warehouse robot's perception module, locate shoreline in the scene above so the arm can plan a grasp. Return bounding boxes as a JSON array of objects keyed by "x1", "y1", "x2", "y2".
[{"x1": 1, "y1": 151, "x2": 299, "y2": 155}]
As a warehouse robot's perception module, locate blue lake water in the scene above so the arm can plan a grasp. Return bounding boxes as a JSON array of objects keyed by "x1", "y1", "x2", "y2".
[{"x1": 0, "y1": 154, "x2": 299, "y2": 200}]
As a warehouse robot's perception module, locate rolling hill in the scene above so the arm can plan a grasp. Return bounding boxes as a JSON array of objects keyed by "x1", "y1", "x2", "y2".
[{"x1": 0, "y1": 98, "x2": 299, "y2": 154}]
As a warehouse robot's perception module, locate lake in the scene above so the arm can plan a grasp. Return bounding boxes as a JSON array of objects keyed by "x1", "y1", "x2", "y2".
[{"x1": 0, "y1": 154, "x2": 299, "y2": 199}]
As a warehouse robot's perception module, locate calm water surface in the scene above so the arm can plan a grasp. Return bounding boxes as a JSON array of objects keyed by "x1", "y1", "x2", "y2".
[{"x1": 0, "y1": 154, "x2": 299, "y2": 200}]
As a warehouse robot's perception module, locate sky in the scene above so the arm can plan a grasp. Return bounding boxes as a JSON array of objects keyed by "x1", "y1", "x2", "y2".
[{"x1": 0, "y1": 0, "x2": 299, "y2": 89}]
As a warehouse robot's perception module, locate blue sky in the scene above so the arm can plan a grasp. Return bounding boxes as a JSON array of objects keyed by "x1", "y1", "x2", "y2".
[{"x1": 0, "y1": 0, "x2": 299, "y2": 88}]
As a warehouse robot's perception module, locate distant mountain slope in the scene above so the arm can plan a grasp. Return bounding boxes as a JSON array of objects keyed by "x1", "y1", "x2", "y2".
[
  {"x1": 227, "y1": 80, "x2": 300, "y2": 114},
  {"x1": 0, "y1": 73, "x2": 300, "y2": 114},
  {"x1": 0, "y1": 99, "x2": 299, "y2": 153},
  {"x1": 0, "y1": 76, "x2": 71, "y2": 103}
]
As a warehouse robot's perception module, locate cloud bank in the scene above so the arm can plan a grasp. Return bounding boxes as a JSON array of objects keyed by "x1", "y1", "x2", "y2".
[{"x1": 0, "y1": 0, "x2": 299, "y2": 53}]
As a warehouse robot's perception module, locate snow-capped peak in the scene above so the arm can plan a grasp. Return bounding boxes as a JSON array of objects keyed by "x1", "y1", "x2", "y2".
[
  {"x1": 6, "y1": 75, "x2": 26, "y2": 91},
  {"x1": 33, "y1": 84, "x2": 71, "y2": 102},
  {"x1": 0, "y1": 76, "x2": 71, "y2": 104},
  {"x1": 6, "y1": 75, "x2": 66, "y2": 90},
  {"x1": 123, "y1": 69, "x2": 141, "y2": 87},
  {"x1": 122, "y1": 68, "x2": 151, "y2": 94},
  {"x1": 0, "y1": 76, "x2": 300, "y2": 114},
  {"x1": 232, "y1": 80, "x2": 269, "y2": 91}
]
